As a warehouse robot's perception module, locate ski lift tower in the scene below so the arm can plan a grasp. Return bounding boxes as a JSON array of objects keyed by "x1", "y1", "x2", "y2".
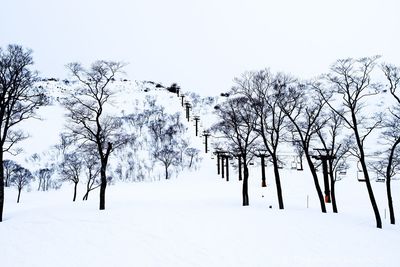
[
  {"x1": 193, "y1": 116, "x2": 200, "y2": 136},
  {"x1": 232, "y1": 150, "x2": 243, "y2": 181},
  {"x1": 202, "y1": 131, "x2": 211, "y2": 153},
  {"x1": 184, "y1": 101, "x2": 192, "y2": 122},
  {"x1": 180, "y1": 94, "x2": 185, "y2": 107},
  {"x1": 213, "y1": 148, "x2": 225, "y2": 176},
  {"x1": 255, "y1": 149, "x2": 270, "y2": 187}
]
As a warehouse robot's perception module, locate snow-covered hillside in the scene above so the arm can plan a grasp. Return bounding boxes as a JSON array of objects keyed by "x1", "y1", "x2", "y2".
[{"x1": 1, "y1": 78, "x2": 400, "y2": 267}]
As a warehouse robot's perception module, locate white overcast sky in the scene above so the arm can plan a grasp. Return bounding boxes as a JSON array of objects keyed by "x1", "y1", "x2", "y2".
[{"x1": 1, "y1": 0, "x2": 399, "y2": 95}]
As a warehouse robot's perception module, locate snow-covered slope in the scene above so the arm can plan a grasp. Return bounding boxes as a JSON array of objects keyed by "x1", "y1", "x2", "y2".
[
  {"x1": 1, "y1": 79, "x2": 400, "y2": 267},
  {"x1": 1, "y1": 157, "x2": 400, "y2": 267}
]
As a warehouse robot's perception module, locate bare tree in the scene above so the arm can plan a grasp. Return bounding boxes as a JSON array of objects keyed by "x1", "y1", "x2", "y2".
[
  {"x1": 153, "y1": 147, "x2": 180, "y2": 180},
  {"x1": 149, "y1": 113, "x2": 186, "y2": 179},
  {"x1": 319, "y1": 56, "x2": 383, "y2": 228},
  {"x1": 63, "y1": 60, "x2": 127, "y2": 210},
  {"x1": 36, "y1": 168, "x2": 54, "y2": 191},
  {"x1": 0, "y1": 44, "x2": 47, "y2": 221},
  {"x1": 3, "y1": 159, "x2": 19, "y2": 187},
  {"x1": 82, "y1": 151, "x2": 101, "y2": 201},
  {"x1": 280, "y1": 83, "x2": 329, "y2": 213},
  {"x1": 372, "y1": 63, "x2": 400, "y2": 224},
  {"x1": 11, "y1": 165, "x2": 34, "y2": 203},
  {"x1": 316, "y1": 110, "x2": 352, "y2": 213},
  {"x1": 185, "y1": 147, "x2": 200, "y2": 168},
  {"x1": 232, "y1": 70, "x2": 294, "y2": 209},
  {"x1": 59, "y1": 153, "x2": 82, "y2": 202},
  {"x1": 212, "y1": 97, "x2": 259, "y2": 206}
]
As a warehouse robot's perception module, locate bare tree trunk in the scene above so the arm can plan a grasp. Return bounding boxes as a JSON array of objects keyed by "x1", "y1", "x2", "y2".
[
  {"x1": 189, "y1": 155, "x2": 194, "y2": 168},
  {"x1": 99, "y1": 165, "x2": 107, "y2": 210},
  {"x1": 37, "y1": 178, "x2": 42, "y2": 191},
  {"x1": 83, "y1": 180, "x2": 91, "y2": 201},
  {"x1": 0, "y1": 152, "x2": 4, "y2": 222},
  {"x1": 99, "y1": 143, "x2": 112, "y2": 210},
  {"x1": 242, "y1": 164, "x2": 249, "y2": 206},
  {"x1": 73, "y1": 182, "x2": 78, "y2": 202},
  {"x1": 305, "y1": 153, "x2": 326, "y2": 213},
  {"x1": 386, "y1": 143, "x2": 398, "y2": 224},
  {"x1": 386, "y1": 176, "x2": 395, "y2": 224},
  {"x1": 329, "y1": 162, "x2": 338, "y2": 213},
  {"x1": 165, "y1": 164, "x2": 169, "y2": 180},
  {"x1": 17, "y1": 188, "x2": 21, "y2": 203},
  {"x1": 272, "y1": 155, "x2": 284, "y2": 209},
  {"x1": 352, "y1": 116, "x2": 382, "y2": 228},
  {"x1": 359, "y1": 154, "x2": 382, "y2": 228}
]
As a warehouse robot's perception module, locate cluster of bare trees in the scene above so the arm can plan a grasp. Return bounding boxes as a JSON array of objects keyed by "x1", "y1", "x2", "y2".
[
  {"x1": 0, "y1": 44, "x2": 201, "y2": 221},
  {"x1": 1, "y1": 42, "x2": 399, "y2": 230},
  {"x1": 3, "y1": 160, "x2": 34, "y2": 203},
  {"x1": 213, "y1": 56, "x2": 400, "y2": 228},
  {"x1": 62, "y1": 60, "x2": 130, "y2": 210},
  {"x1": 0, "y1": 45, "x2": 48, "y2": 221}
]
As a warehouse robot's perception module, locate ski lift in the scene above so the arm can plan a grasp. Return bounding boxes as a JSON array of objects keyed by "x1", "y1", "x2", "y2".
[
  {"x1": 375, "y1": 171, "x2": 385, "y2": 183},
  {"x1": 357, "y1": 161, "x2": 365, "y2": 182},
  {"x1": 335, "y1": 168, "x2": 346, "y2": 181},
  {"x1": 336, "y1": 162, "x2": 347, "y2": 176}
]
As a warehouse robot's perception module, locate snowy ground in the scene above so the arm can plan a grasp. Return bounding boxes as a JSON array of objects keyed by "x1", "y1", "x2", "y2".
[
  {"x1": 1, "y1": 156, "x2": 400, "y2": 267},
  {"x1": 1, "y1": 80, "x2": 400, "y2": 266}
]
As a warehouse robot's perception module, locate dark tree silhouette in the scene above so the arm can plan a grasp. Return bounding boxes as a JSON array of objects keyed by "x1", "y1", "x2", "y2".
[
  {"x1": 371, "y1": 63, "x2": 400, "y2": 224},
  {"x1": 36, "y1": 168, "x2": 54, "y2": 191},
  {"x1": 280, "y1": 83, "x2": 329, "y2": 213},
  {"x1": 212, "y1": 97, "x2": 259, "y2": 206},
  {"x1": 233, "y1": 70, "x2": 294, "y2": 209},
  {"x1": 82, "y1": 150, "x2": 101, "y2": 201},
  {"x1": 316, "y1": 110, "x2": 352, "y2": 213},
  {"x1": 185, "y1": 147, "x2": 200, "y2": 168},
  {"x1": 149, "y1": 113, "x2": 185, "y2": 179},
  {"x1": 11, "y1": 165, "x2": 34, "y2": 203},
  {"x1": 319, "y1": 56, "x2": 383, "y2": 228},
  {"x1": 64, "y1": 60, "x2": 127, "y2": 210},
  {"x1": 0, "y1": 44, "x2": 47, "y2": 221},
  {"x1": 59, "y1": 153, "x2": 82, "y2": 202},
  {"x1": 3, "y1": 159, "x2": 19, "y2": 187}
]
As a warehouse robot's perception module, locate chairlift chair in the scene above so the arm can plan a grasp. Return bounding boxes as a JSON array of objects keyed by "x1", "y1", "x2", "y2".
[
  {"x1": 375, "y1": 171, "x2": 385, "y2": 182},
  {"x1": 290, "y1": 156, "x2": 297, "y2": 169}
]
